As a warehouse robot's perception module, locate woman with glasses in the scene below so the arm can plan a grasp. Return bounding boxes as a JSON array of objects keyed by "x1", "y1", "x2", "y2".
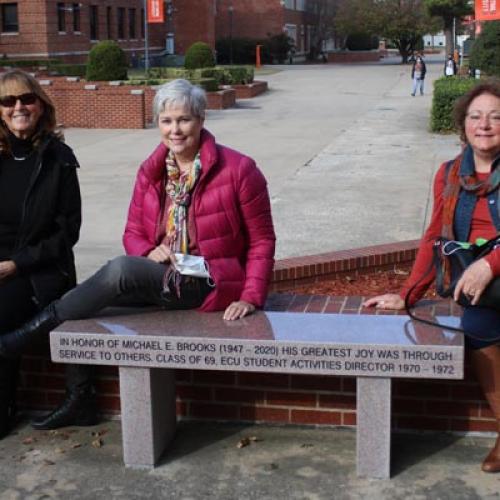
[
  {"x1": 365, "y1": 81, "x2": 500, "y2": 473},
  {"x1": 0, "y1": 70, "x2": 95, "y2": 439}
]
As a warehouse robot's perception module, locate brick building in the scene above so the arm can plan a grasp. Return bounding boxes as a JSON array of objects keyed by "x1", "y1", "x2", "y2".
[
  {"x1": 215, "y1": 0, "x2": 327, "y2": 55},
  {"x1": 0, "y1": 0, "x2": 215, "y2": 62}
]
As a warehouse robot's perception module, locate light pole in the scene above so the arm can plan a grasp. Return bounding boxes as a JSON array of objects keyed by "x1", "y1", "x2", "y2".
[
  {"x1": 143, "y1": 0, "x2": 149, "y2": 74},
  {"x1": 229, "y1": 3, "x2": 234, "y2": 64}
]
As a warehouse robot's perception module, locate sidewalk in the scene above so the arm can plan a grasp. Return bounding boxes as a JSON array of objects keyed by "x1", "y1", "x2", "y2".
[{"x1": 0, "y1": 421, "x2": 498, "y2": 499}]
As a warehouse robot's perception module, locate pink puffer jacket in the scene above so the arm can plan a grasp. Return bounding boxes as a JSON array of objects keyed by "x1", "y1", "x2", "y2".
[{"x1": 123, "y1": 129, "x2": 276, "y2": 311}]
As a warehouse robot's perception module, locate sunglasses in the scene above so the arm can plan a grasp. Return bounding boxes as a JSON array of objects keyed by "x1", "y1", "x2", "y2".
[{"x1": 0, "y1": 92, "x2": 38, "y2": 107}]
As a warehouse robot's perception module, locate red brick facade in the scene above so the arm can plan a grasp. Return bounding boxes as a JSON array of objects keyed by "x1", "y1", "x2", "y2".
[
  {"x1": 16, "y1": 241, "x2": 497, "y2": 435},
  {"x1": 215, "y1": 0, "x2": 321, "y2": 54},
  {"x1": 0, "y1": 0, "x2": 214, "y2": 62}
]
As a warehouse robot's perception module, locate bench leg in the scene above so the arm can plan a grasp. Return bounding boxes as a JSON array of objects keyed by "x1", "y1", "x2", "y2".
[
  {"x1": 356, "y1": 377, "x2": 391, "y2": 479},
  {"x1": 118, "y1": 367, "x2": 177, "y2": 468}
]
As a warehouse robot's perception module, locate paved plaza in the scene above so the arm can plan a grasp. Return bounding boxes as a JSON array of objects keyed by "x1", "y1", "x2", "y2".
[{"x1": 1, "y1": 57, "x2": 499, "y2": 499}]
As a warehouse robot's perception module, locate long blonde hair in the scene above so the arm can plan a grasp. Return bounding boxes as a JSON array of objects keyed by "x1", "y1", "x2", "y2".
[{"x1": 0, "y1": 69, "x2": 60, "y2": 154}]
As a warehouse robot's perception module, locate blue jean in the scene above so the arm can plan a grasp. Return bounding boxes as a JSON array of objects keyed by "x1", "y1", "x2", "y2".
[
  {"x1": 412, "y1": 78, "x2": 424, "y2": 95},
  {"x1": 461, "y1": 306, "x2": 500, "y2": 350}
]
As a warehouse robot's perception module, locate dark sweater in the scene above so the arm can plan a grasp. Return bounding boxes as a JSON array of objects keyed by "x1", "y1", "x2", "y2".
[{"x1": 0, "y1": 134, "x2": 37, "y2": 259}]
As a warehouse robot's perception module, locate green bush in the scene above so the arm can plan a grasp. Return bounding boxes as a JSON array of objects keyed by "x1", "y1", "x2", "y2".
[
  {"x1": 263, "y1": 34, "x2": 293, "y2": 64},
  {"x1": 0, "y1": 58, "x2": 59, "y2": 68},
  {"x1": 431, "y1": 77, "x2": 478, "y2": 132},
  {"x1": 345, "y1": 33, "x2": 379, "y2": 51},
  {"x1": 469, "y1": 21, "x2": 500, "y2": 77},
  {"x1": 184, "y1": 42, "x2": 215, "y2": 70},
  {"x1": 49, "y1": 63, "x2": 87, "y2": 77},
  {"x1": 216, "y1": 38, "x2": 271, "y2": 64},
  {"x1": 86, "y1": 41, "x2": 127, "y2": 81}
]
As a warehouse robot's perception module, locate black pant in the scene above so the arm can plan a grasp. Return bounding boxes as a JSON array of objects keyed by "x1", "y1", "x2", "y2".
[
  {"x1": 0, "y1": 276, "x2": 38, "y2": 417},
  {"x1": 55, "y1": 255, "x2": 211, "y2": 321}
]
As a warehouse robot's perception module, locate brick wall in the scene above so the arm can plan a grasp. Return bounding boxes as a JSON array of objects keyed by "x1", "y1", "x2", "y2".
[
  {"x1": 35, "y1": 77, "x2": 238, "y2": 128},
  {"x1": 327, "y1": 51, "x2": 382, "y2": 63},
  {"x1": 16, "y1": 241, "x2": 496, "y2": 434},
  {"x1": 0, "y1": 0, "x2": 210, "y2": 62}
]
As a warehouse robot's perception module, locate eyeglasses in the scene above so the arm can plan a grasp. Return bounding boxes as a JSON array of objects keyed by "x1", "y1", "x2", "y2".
[
  {"x1": 466, "y1": 111, "x2": 500, "y2": 124},
  {"x1": 0, "y1": 93, "x2": 38, "y2": 107}
]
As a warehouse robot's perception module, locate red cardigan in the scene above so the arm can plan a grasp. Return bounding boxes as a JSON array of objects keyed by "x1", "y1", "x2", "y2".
[
  {"x1": 123, "y1": 129, "x2": 276, "y2": 311},
  {"x1": 400, "y1": 162, "x2": 500, "y2": 304}
]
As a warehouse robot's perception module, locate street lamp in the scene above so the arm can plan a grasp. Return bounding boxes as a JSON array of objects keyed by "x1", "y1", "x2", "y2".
[{"x1": 229, "y1": 3, "x2": 234, "y2": 64}]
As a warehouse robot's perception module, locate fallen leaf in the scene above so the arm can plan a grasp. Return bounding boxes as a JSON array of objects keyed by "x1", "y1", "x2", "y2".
[
  {"x1": 248, "y1": 436, "x2": 260, "y2": 442},
  {"x1": 236, "y1": 437, "x2": 251, "y2": 449},
  {"x1": 55, "y1": 448, "x2": 65, "y2": 454},
  {"x1": 71, "y1": 443, "x2": 82, "y2": 449},
  {"x1": 22, "y1": 437, "x2": 35, "y2": 445},
  {"x1": 394, "y1": 269, "x2": 409, "y2": 275},
  {"x1": 92, "y1": 438, "x2": 103, "y2": 448},
  {"x1": 43, "y1": 459, "x2": 55, "y2": 466}
]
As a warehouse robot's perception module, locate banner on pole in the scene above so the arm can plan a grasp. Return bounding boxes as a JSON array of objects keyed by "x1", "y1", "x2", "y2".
[
  {"x1": 475, "y1": 0, "x2": 500, "y2": 20},
  {"x1": 147, "y1": 0, "x2": 164, "y2": 23}
]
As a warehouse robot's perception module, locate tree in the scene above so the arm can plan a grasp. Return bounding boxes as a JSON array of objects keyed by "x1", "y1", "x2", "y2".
[
  {"x1": 469, "y1": 20, "x2": 500, "y2": 77},
  {"x1": 375, "y1": 0, "x2": 435, "y2": 63},
  {"x1": 308, "y1": 0, "x2": 337, "y2": 60},
  {"x1": 424, "y1": 0, "x2": 473, "y2": 56},
  {"x1": 334, "y1": 0, "x2": 438, "y2": 63}
]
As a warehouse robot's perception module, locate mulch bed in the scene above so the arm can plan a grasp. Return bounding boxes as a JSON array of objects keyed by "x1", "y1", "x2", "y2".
[{"x1": 293, "y1": 267, "x2": 438, "y2": 300}]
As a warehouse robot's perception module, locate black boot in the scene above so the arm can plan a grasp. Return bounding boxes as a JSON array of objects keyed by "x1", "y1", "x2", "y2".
[
  {"x1": 31, "y1": 384, "x2": 99, "y2": 430},
  {"x1": 0, "y1": 303, "x2": 61, "y2": 358}
]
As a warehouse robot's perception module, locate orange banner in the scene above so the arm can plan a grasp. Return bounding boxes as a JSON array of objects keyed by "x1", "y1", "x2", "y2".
[
  {"x1": 147, "y1": 0, "x2": 164, "y2": 23},
  {"x1": 475, "y1": 0, "x2": 500, "y2": 20}
]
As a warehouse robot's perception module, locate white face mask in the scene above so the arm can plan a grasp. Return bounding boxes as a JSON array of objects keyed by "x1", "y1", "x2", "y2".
[{"x1": 173, "y1": 253, "x2": 211, "y2": 279}]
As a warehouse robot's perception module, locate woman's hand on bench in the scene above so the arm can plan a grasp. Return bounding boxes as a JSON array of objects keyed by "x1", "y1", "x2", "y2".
[
  {"x1": 363, "y1": 293, "x2": 404, "y2": 310},
  {"x1": 223, "y1": 300, "x2": 256, "y2": 321}
]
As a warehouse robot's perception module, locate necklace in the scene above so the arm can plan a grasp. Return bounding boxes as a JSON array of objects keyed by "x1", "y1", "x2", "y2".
[{"x1": 12, "y1": 150, "x2": 34, "y2": 161}]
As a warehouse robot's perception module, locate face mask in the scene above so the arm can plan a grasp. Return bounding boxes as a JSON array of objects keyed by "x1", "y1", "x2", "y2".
[{"x1": 173, "y1": 253, "x2": 211, "y2": 279}]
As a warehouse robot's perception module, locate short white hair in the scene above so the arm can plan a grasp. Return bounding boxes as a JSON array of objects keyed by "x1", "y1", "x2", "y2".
[{"x1": 153, "y1": 79, "x2": 207, "y2": 121}]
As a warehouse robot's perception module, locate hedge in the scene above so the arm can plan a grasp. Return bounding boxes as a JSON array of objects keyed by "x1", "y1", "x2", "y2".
[
  {"x1": 148, "y1": 66, "x2": 254, "y2": 86},
  {"x1": 86, "y1": 41, "x2": 127, "y2": 81},
  {"x1": 469, "y1": 21, "x2": 500, "y2": 77},
  {"x1": 431, "y1": 77, "x2": 478, "y2": 132},
  {"x1": 184, "y1": 42, "x2": 215, "y2": 70},
  {"x1": 49, "y1": 63, "x2": 87, "y2": 77},
  {"x1": 0, "y1": 59, "x2": 58, "y2": 68}
]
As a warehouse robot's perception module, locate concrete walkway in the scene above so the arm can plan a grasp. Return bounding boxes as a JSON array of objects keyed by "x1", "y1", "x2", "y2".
[
  {"x1": 0, "y1": 422, "x2": 499, "y2": 499},
  {"x1": 66, "y1": 54, "x2": 459, "y2": 278},
  {"x1": 2, "y1": 58, "x2": 498, "y2": 498}
]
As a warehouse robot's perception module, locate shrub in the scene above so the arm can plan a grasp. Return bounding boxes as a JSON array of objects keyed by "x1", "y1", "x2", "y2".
[
  {"x1": 190, "y1": 78, "x2": 218, "y2": 92},
  {"x1": 431, "y1": 77, "x2": 478, "y2": 132},
  {"x1": 49, "y1": 63, "x2": 87, "y2": 77},
  {"x1": 469, "y1": 21, "x2": 500, "y2": 77},
  {"x1": 86, "y1": 41, "x2": 127, "y2": 81},
  {"x1": 216, "y1": 38, "x2": 270, "y2": 65},
  {"x1": 0, "y1": 58, "x2": 59, "y2": 68},
  {"x1": 345, "y1": 33, "x2": 378, "y2": 51},
  {"x1": 263, "y1": 34, "x2": 293, "y2": 63},
  {"x1": 184, "y1": 42, "x2": 215, "y2": 70}
]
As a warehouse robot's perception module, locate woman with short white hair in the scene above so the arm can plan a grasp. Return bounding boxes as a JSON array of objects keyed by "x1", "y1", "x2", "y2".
[{"x1": 0, "y1": 79, "x2": 276, "y2": 428}]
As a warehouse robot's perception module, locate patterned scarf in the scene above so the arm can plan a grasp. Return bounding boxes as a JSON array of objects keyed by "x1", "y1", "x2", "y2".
[
  {"x1": 165, "y1": 149, "x2": 202, "y2": 253},
  {"x1": 442, "y1": 147, "x2": 500, "y2": 239}
]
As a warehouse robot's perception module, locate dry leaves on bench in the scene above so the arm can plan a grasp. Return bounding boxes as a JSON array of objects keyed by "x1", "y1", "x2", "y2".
[{"x1": 236, "y1": 436, "x2": 261, "y2": 449}]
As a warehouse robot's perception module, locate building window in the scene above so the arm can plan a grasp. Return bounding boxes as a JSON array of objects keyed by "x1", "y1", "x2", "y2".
[
  {"x1": 284, "y1": 24, "x2": 297, "y2": 47},
  {"x1": 128, "y1": 8, "x2": 136, "y2": 38},
  {"x1": 72, "y1": 3, "x2": 80, "y2": 32},
  {"x1": 283, "y1": 0, "x2": 294, "y2": 8},
  {"x1": 106, "y1": 6, "x2": 112, "y2": 39},
  {"x1": 296, "y1": 0, "x2": 306, "y2": 11},
  {"x1": 89, "y1": 5, "x2": 98, "y2": 39},
  {"x1": 117, "y1": 7, "x2": 125, "y2": 39},
  {"x1": 140, "y1": 8, "x2": 144, "y2": 38},
  {"x1": 57, "y1": 2, "x2": 66, "y2": 32},
  {"x1": 1, "y1": 3, "x2": 18, "y2": 32}
]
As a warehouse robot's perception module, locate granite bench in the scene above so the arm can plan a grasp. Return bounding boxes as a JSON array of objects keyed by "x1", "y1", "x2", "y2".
[{"x1": 49, "y1": 299, "x2": 464, "y2": 479}]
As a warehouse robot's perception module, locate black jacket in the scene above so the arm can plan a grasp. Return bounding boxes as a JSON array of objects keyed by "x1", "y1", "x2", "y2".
[
  {"x1": 10, "y1": 134, "x2": 81, "y2": 307},
  {"x1": 411, "y1": 59, "x2": 427, "y2": 79}
]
